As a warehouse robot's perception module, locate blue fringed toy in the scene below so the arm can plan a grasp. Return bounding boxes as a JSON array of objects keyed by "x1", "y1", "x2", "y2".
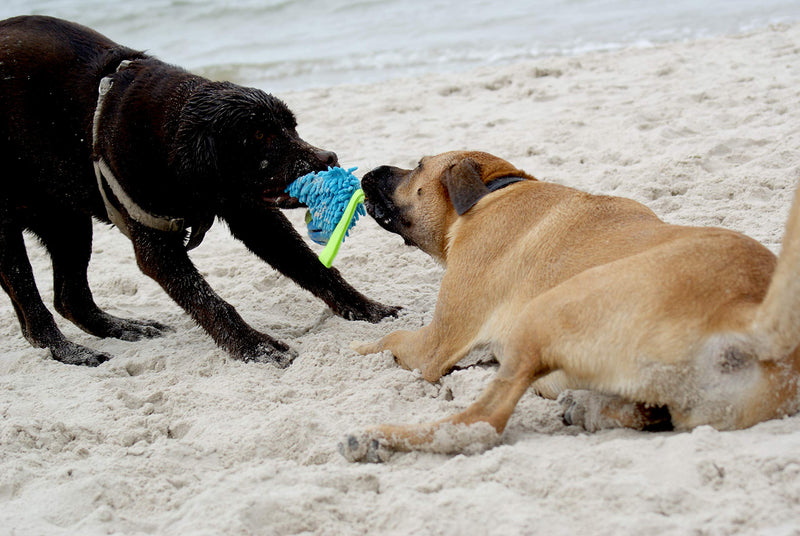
[{"x1": 286, "y1": 166, "x2": 365, "y2": 268}]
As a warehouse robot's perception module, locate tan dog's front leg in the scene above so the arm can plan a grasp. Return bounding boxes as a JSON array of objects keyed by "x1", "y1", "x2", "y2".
[
  {"x1": 354, "y1": 272, "x2": 491, "y2": 381},
  {"x1": 353, "y1": 323, "x2": 472, "y2": 382}
]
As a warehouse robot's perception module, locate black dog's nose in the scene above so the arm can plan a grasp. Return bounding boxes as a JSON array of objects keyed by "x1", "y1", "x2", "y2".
[{"x1": 316, "y1": 149, "x2": 338, "y2": 167}]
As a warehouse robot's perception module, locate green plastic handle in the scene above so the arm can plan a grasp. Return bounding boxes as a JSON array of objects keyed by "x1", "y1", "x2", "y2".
[{"x1": 318, "y1": 188, "x2": 365, "y2": 268}]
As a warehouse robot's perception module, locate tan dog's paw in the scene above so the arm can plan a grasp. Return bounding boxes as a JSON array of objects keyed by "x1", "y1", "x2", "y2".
[
  {"x1": 350, "y1": 340, "x2": 381, "y2": 355},
  {"x1": 559, "y1": 390, "x2": 589, "y2": 429},
  {"x1": 559, "y1": 390, "x2": 655, "y2": 432},
  {"x1": 338, "y1": 431, "x2": 393, "y2": 463},
  {"x1": 558, "y1": 389, "x2": 618, "y2": 432}
]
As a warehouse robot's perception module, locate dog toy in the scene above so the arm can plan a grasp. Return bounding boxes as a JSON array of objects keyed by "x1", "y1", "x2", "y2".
[{"x1": 286, "y1": 166, "x2": 365, "y2": 268}]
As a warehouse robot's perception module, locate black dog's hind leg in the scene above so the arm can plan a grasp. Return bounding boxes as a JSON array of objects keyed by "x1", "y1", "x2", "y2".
[
  {"x1": 31, "y1": 210, "x2": 171, "y2": 341},
  {"x1": 0, "y1": 217, "x2": 109, "y2": 366},
  {"x1": 128, "y1": 223, "x2": 295, "y2": 366},
  {"x1": 225, "y1": 206, "x2": 400, "y2": 322}
]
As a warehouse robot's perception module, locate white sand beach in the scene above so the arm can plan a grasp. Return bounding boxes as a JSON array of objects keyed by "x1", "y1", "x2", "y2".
[{"x1": 1, "y1": 22, "x2": 800, "y2": 535}]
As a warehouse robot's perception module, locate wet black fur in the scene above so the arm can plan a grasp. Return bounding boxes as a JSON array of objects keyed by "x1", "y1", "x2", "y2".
[{"x1": 0, "y1": 16, "x2": 397, "y2": 366}]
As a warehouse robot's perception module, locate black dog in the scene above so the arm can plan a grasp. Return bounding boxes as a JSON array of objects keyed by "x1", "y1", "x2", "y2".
[{"x1": 0, "y1": 16, "x2": 396, "y2": 367}]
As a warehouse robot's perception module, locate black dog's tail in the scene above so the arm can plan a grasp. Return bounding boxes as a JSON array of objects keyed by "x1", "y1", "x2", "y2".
[{"x1": 751, "y1": 183, "x2": 800, "y2": 363}]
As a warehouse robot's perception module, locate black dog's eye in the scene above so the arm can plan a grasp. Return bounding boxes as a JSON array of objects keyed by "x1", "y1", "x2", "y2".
[{"x1": 254, "y1": 130, "x2": 276, "y2": 143}]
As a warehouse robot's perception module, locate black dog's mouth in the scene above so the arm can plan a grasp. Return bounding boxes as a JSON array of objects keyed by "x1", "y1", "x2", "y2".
[
  {"x1": 263, "y1": 191, "x2": 302, "y2": 209},
  {"x1": 262, "y1": 158, "x2": 336, "y2": 209},
  {"x1": 261, "y1": 174, "x2": 303, "y2": 208}
]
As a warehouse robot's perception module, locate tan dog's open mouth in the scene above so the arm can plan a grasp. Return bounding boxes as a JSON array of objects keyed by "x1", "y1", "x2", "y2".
[{"x1": 361, "y1": 168, "x2": 402, "y2": 231}]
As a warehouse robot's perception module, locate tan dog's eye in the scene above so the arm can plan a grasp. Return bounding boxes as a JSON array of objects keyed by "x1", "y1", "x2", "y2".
[{"x1": 417, "y1": 188, "x2": 423, "y2": 196}]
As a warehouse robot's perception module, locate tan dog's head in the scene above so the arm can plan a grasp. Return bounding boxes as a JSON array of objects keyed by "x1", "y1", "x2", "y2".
[{"x1": 361, "y1": 151, "x2": 532, "y2": 262}]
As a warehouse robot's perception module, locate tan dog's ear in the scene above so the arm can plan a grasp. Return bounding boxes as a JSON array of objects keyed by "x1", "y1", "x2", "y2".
[{"x1": 441, "y1": 158, "x2": 489, "y2": 216}]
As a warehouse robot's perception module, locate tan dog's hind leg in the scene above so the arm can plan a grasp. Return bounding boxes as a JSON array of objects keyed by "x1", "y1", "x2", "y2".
[{"x1": 340, "y1": 347, "x2": 542, "y2": 462}]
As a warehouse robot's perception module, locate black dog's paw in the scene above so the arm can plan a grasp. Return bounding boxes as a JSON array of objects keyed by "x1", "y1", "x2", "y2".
[
  {"x1": 338, "y1": 432, "x2": 393, "y2": 463},
  {"x1": 105, "y1": 316, "x2": 174, "y2": 342},
  {"x1": 338, "y1": 301, "x2": 402, "y2": 323},
  {"x1": 50, "y1": 341, "x2": 112, "y2": 367},
  {"x1": 370, "y1": 303, "x2": 403, "y2": 322},
  {"x1": 238, "y1": 337, "x2": 297, "y2": 368}
]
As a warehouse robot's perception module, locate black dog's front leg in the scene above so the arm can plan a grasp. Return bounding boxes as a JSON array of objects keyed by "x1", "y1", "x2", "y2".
[
  {"x1": 129, "y1": 224, "x2": 295, "y2": 365},
  {"x1": 225, "y1": 206, "x2": 399, "y2": 322}
]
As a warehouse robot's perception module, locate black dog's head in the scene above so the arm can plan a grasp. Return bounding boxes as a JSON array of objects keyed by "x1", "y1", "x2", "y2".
[{"x1": 175, "y1": 82, "x2": 337, "y2": 210}]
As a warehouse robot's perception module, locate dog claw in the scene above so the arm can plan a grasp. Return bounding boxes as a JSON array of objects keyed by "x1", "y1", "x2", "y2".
[{"x1": 338, "y1": 432, "x2": 393, "y2": 463}]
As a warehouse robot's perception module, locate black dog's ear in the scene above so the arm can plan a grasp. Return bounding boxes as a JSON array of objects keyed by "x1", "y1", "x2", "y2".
[
  {"x1": 173, "y1": 125, "x2": 218, "y2": 179},
  {"x1": 192, "y1": 130, "x2": 218, "y2": 172},
  {"x1": 173, "y1": 86, "x2": 224, "y2": 177},
  {"x1": 440, "y1": 158, "x2": 489, "y2": 216}
]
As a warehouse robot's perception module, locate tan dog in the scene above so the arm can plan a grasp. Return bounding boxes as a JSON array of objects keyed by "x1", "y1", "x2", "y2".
[{"x1": 339, "y1": 150, "x2": 800, "y2": 463}]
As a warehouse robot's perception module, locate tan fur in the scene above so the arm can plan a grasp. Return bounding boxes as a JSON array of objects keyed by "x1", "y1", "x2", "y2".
[{"x1": 341, "y1": 151, "x2": 800, "y2": 462}]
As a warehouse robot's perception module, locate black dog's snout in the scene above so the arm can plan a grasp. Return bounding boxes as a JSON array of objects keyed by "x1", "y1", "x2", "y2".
[{"x1": 315, "y1": 149, "x2": 338, "y2": 168}]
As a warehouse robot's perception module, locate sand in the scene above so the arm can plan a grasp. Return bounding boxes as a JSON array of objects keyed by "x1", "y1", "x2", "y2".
[{"x1": 2, "y1": 22, "x2": 800, "y2": 536}]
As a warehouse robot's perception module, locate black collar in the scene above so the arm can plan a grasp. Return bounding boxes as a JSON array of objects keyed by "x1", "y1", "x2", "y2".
[
  {"x1": 455, "y1": 175, "x2": 525, "y2": 216},
  {"x1": 486, "y1": 175, "x2": 525, "y2": 192}
]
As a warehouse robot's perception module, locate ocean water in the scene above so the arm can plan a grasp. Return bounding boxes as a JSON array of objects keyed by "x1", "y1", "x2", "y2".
[{"x1": 1, "y1": 0, "x2": 798, "y2": 91}]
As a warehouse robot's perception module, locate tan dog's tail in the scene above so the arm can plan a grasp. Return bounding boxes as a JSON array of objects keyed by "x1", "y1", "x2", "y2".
[{"x1": 752, "y1": 183, "x2": 800, "y2": 361}]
